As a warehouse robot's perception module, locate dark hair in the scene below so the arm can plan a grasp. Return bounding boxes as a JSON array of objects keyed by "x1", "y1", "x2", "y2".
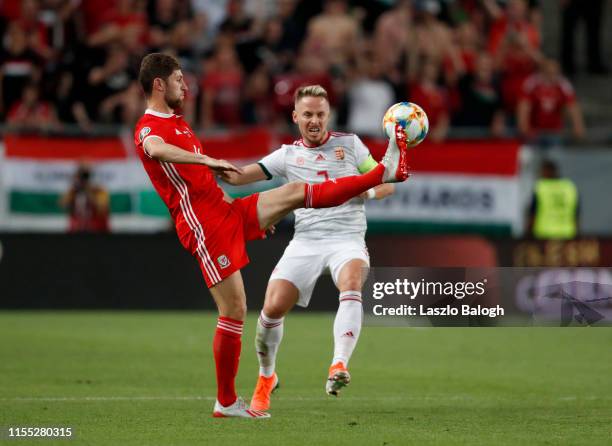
[
  {"x1": 138, "y1": 53, "x2": 180, "y2": 96},
  {"x1": 541, "y1": 159, "x2": 559, "y2": 178}
]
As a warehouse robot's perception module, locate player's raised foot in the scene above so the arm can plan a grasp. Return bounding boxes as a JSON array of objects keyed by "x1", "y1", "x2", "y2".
[
  {"x1": 250, "y1": 373, "x2": 280, "y2": 411},
  {"x1": 381, "y1": 123, "x2": 410, "y2": 183},
  {"x1": 212, "y1": 397, "x2": 271, "y2": 419},
  {"x1": 326, "y1": 362, "x2": 351, "y2": 396}
]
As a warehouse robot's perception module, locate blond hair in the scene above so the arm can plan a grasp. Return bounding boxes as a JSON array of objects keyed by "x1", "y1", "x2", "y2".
[{"x1": 294, "y1": 85, "x2": 329, "y2": 104}]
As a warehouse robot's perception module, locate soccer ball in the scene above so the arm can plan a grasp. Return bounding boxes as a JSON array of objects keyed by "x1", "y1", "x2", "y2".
[{"x1": 382, "y1": 102, "x2": 429, "y2": 147}]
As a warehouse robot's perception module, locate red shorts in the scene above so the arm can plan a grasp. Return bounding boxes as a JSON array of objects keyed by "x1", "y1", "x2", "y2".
[{"x1": 178, "y1": 193, "x2": 266, "y2": 288}]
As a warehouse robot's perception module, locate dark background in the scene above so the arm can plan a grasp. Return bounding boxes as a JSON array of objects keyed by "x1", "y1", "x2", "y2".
[{"x1": 2, "y1": 233, "x2": 609, "y2": 309}]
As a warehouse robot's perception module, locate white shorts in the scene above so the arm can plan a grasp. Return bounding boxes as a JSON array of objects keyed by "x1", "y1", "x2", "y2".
[{"x1": 269, "y1": 238, "x2": 370, "y2": 307}]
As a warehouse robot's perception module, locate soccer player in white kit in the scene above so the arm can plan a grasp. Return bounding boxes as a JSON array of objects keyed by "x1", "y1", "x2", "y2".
[{"x1": 220, "y1": 85, "x2": 396, "y2": 410}]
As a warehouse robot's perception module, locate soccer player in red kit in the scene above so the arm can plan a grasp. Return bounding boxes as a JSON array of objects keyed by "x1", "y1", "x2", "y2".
[{"x1": 134, "y1": 53, "x2": 409, "y2": 418}]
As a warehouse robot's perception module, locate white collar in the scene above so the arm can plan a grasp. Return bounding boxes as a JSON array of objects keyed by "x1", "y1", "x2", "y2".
[{"x1": 145, "y1": 108, "x2": 175, "y2": 118}]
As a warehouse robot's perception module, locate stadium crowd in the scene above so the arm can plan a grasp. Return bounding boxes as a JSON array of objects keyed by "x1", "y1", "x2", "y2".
[{"x1": 0, "y1": 0, "x2": 587, "y2": 141}]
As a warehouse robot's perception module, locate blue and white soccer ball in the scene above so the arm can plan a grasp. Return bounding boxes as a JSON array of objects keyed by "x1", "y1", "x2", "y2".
[{"x1": 382, "y1": 102, "x2": 429, "y2": 147}]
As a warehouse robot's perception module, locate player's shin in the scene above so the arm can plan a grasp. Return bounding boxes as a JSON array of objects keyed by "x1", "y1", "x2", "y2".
[
  {"x1": 213, "y1": 317, "x2": 243, "y2": 407},
  {"x1": 332, "y1": 291, "x2": 363, "y2": 367},
  {"x1": 304, "y1": 164, "x2": 385, "y2": 208},
  {"x1": 255, "y1": 311, "x2": 284, "y2": 377}
]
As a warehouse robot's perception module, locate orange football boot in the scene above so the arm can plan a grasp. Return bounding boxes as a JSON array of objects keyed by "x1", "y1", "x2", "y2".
[{"x1": 250, "y1": 373, "x2": 279, "y2": 411}]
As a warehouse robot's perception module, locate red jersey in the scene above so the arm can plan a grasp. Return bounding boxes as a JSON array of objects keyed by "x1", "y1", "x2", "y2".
[
  {"x1": 520, "y1": 74, "x2": 576, "y2": 131},
  {"x1": 133, "y1": 109, "x2": 265, "y2": 288},
  {"x1": 134, "y1": 109, "x2": 229, "y2": 224},
  {"x1": 488, "y1": 17, "x2": 540, "y2": 55},
  {"x1": 200, "y1": 70, "x2": 243, "y2": 126}
]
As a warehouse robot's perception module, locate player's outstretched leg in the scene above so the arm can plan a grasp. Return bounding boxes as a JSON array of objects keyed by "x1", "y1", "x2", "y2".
[
  {"x1": 209, "y1": 271, "x2": 270, "y2": 418},
  {"x1": 256, "y1": 124, "x2": 409, "y2": 229},
  {"x1": 304, "y1": 123, "x2": 409, "y2": 209}
]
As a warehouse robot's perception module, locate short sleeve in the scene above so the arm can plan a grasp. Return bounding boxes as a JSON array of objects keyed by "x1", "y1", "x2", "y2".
[
  {"x1": 354, "y1": 135, "x2": 377, "y2": 173},
  {"x1": 258, "y1": 146, "x2": 287, "y2": 179},
  {"x1": 136, "y1": 122, "x2": 169, "y2": 158}
]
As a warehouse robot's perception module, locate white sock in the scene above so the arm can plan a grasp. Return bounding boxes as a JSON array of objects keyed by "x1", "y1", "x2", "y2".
[
  {"x1": 332, "y1": 291, "x2": 363, "y2": 367},
  {"x1": 255, "y1": 311, "x2": 284, "y2": 377}
]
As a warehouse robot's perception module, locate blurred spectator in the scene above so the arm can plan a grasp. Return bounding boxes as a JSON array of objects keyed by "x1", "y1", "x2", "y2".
[
  {"x1": 373, "y1": 0, "x2": 414, "y2": 82},
  {"x1": 61, "y1": 164, "x2": 110, "y2": 233},
  {"x1": 0, "y1": 22, "x2": 42, "y2": 115},
  {"x1": 346, "y1": 44, "x2": 395, "y2": 136},
  {"x1": 86, "y1": 0, "x2": 148, "y2": 55},
  {"x1": 452, "y1": 53, "x2": 505, "y2": 137},
  {"x1": 168, "y1": 20, "x2": 198, "y2": 73},
  {"x1": 271, "y1": 49, "x2": 335, "y2": 125},
  {"x1": 527, "y1": 159, "x2": 579, "y2": 240},
  {"x1": 54, "y1": 71, "x2": 93, "y2": 131},
  {"x1": 7, "y1": 82, "x2": 58, "y2": 130},
  {"x1": 486, "y1": 0, "x2": 540, "y2": 54},
  {"x1": 0, "y1": 0, "x2": 589, "y2": 137},
  {"x1": 444, "y1": 21, "x2": 482, "y2": 83},
  {"x1": 218, "y1": 0, "x2": 259, "y2": 42},
  {"x1": 84, "y1": 44, "x2": 136, "y2": 121},
  {"x1": 517, "y1": 58, "x2": 585, "y2": 142},
  {"x1": 147, "y1": 0, "x2": 194, "y2": 51},
  {"x1": 304, "y1": 0, "x2": 360, "y2": 72},
  {"x1": 78, "y1": 0, "x2": 120, "y2": 40},
  {"x1": 276, "y1": 0, "x2": 304, "y2": 54},
  {"x1": 243, "y1": 65, "x2": 274, "y2": 125},
  {"x1": 236, "y1": 17, "x2": 286, "y2": 74},
  {"x1": 411, "y1": 0, "x2": 454, "y2": 68},
  {"x1": 200, "y1": 43, "x2": 243, "y2": 128},
  {"x1": 192, "y1": 0, "x2": 228, "y2": 51},
  {"x1": 561, "y1": 0, "x2": 608, "y2": 75},
  {"x1": 408, "y1": 58, "x2": 450, "y2": 143},
  {"x1": 15, "y1": 0, "x2": 54, "y2": 60},
  {"x1": 484, "y1": 0, "x2": 542, "y2": 114},
  {"x1": 99, "y1": 80, "x2": 145, "y2": 125}
]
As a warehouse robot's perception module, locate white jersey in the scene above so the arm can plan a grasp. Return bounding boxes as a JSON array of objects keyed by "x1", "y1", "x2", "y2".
[{"x1": 259, "y1": 132, "x2": 376, "y2": 241}]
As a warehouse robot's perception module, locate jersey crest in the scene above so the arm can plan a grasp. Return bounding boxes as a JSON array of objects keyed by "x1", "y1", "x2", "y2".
[
  {"x1": 334, "y1": 147, "x2": 345, "y2": 160},
  {"x1": 139, "y1": 127, "x2": 151, "y2": 142},
  {"x1": 217, "y1": 254, "x2": 231, "y2": 269}
]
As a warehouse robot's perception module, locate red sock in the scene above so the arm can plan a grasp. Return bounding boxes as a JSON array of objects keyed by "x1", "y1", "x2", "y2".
[
  {"x1": 305, "y1": 163, "x2": 384, "y2": 208},
  {"x1": 213, "y1": 317, "x2": 243, "y2": 407}
]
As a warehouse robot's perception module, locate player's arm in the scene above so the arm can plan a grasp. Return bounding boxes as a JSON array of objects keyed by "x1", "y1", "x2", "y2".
[
  {"x1": 218, "y1": 163, "x2": 268, "y2": 186},
  {"x1": 356, "y1": 150, "x2": 395, "y2": 200},
  {"x1": 361, "y1": 183, "x2": 395, "y2": 200},
  {"x1": 144, "y1": 137, "x2": 243, "y2": 173}
]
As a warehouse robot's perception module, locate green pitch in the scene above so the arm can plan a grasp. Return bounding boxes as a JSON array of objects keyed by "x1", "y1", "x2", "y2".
[{"x1": 0, "y1": 312, "x2": 610, "y2": 445}]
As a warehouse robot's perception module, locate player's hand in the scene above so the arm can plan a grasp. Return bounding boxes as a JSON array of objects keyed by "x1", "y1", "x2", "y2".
[
  {"x1": 203, "y1": 156, "x2": 244, "y2": 174},
  {"x1": 217, "y1": 171, "x2": 235, "y2": 184},
  {"x1": 264, "y1": 225, "x2": 276, "y2": 239}
]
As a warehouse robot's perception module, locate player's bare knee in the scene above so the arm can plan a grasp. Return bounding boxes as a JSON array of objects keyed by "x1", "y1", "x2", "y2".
[
  {"x1": 340, "y1": 279, "x2": 363, "y2": 292},
  {"x1": 262, "y1": 306, "x2": 286, "y2": 320},
  {"x1": 218, "y1": 298, "x2": 247, "y2": 321},
  {"x1": 225, "y1": 305, "x2": 246, "y2": 321},
  {"x1": 263, "y1": 292, "x2": 291, "y2": 319},
  {"x1": 262, "y1": 299, "x2": 287, "y2": 319}
]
